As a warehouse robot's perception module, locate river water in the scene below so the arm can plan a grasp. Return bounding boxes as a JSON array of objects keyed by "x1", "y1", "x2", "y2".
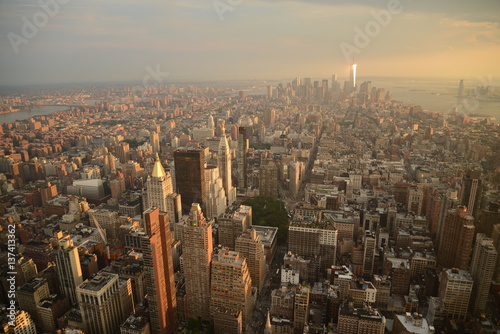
[{"x1": 0, "y1": 106, "x2": 70, "y2": 123}]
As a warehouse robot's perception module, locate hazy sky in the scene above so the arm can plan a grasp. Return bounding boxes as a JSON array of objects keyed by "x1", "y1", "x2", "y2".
[{"x1": 1, "y1": 0, "x2": 499, "y2": 85}]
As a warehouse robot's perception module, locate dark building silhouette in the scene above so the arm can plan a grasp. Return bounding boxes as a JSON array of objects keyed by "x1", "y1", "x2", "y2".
[
  {"x1": 460, "y1": 169, "x2": 482, "y2": 217},
  {"x1": 174, "y1": 148, "x2": 207, "y2": 213},
  {"x1": 437, "y1": 206, "x2": 475, "y2": 270}
]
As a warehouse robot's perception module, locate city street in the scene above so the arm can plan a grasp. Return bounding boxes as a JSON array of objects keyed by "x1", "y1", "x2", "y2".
[{"x1": 248, "y1": 245, "x2": 287, "y2": 333}]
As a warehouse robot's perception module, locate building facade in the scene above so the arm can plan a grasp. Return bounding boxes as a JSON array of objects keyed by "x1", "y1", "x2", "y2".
[
  {"x1": 438, "y1": 268, "x2": 473, "y2": 320},
  {"x1": 181, "y1": 203, "x2": 213, "y2": 321},
  {"x1": 470, "y1": 233, "x2": 498, "y2": 315},
  {"x1": 210, "y1": 249, "x2": 253, "y2": 328},
  {"x1": 77, "y1": 272, "x2": 134, "y2": 334},
  {"x1": 54, "y1": 236, "x2": 83, "y2": 306},
  {"x1": 141, "y1": 208, "x2": 178, "y2": 334},
  {"x1": 235, "y1": 229, "x2": 266, "y2": 291},
  {"x1": 174, "y1": 148, "x2": 207, "y2": 213}
]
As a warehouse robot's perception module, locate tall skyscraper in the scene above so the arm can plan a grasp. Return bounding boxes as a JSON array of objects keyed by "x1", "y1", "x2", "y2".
[
  {"x1": 54, "y1": 236, "x2": 83, "y2": 306},
  {"x1": 17, "y1": 277, "x2": 50, "y2": 331},
  {"x1": 470, "y1": 233, "x2": 498, "y2": 315},
  {"x1": 174, "y1": 148, "x2": 207, "y2": 213},
  {"x1": 322, "y1": 79, "x2": 329, "y2": 97},
  {"x1": 363, "y1": 231, "x2": 377, "y2": 275},
  {"x1": 235, "y1": 229, "x2": 266, "y2": 291},
  {"x1": 141, "y1": 208, "x2": 178, "y2": 334},
  {"x1": 293, "y1": 286, "x2": 310, "y2": 334},
  {"x1": 288, "y1": 161, "x2": 303, "y2": 199},
  {"x1": 210, "y1": 248, "x2": 253, "y2": 329},
  {"x1": 259, "y1": 159, "x2": 278, "y2": 198},
  {"x1": 218, "y1": 204, "x2": 252, "y2": 250},
  {"x1": 288, "y1": 218, "x2": 338, "y2": 273},
  {"x1": 143, "y1": 153, "x2": 178, "y2": 226},
  {"x1": 492, "y1": 224, "x2": 500, "y2": 282},
  {"x1": 116, "y1": 142, "x2": 130, "y2": 164},
  {"x1": 437, "y1": 206, "x2": 475, "y2": 270},
  {"x1": 218, "y1": 135, "x2": 236, "y2": 205},
  {"x1": 332, "y1": 74, "x2": 339, "y2": 92},
  {"x1": 150, "y1": 131, "x2": 160, "y2": 154},
  {"x1": 460, "y1": 169, "x2": 482, "y2": 217},
  {"x1": 181, "y1": 203, "x2": 213, "y2": 321},
  {"x1": 237, "y1": 127, "x2": 248, "y2": 194},
  {"x1": 204, "y1": 164, "x2": 227, "y2": 219},
  {"x1": 436, "y1": 189, "x2": 460, "y2": 248},
  {"x1": 264, "y1": 109, "x2": 276, "y2": 126},
  {"x1": 458, "y1": 79, "x2": 466, "y2": 98},
  {"x1": 106, "y1": 152, "x2": 117, "y2": 175},
  {"x1": 407, "y1": 187, "x2": 423, "y2": 215},
  {"x1": 349, "y1": 64, "x2": 357, "y2": 89},
  {"x1": 267, "y1": 85, "x2": 273, "y2": 99},
  {"x1": 476, "y1": 201, "x2": 500, "y2": 236},
  {"x1": 15, "y1": 255, "x2": 38, "y2": 286},
  {"x1": 438, "y1": 268, "x2": 473, "y2": 320},
  {"x1": 208, "y1": 114, "x2": 215, "y2": 129},
  {"x1": 77, "y1": 272, "x2": 134, "y2": 334}
]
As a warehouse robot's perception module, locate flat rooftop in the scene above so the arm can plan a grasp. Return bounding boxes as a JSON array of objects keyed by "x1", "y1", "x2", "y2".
[
  {"x1": 252, "y1": 225, "x2": 278, "y2": 246},
  {"x1": 78, "y1": 272, "x2": 118, "y2": 292}
]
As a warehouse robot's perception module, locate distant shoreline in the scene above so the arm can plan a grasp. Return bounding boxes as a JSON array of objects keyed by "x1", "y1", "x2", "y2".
[
  {"x1": 0, "y1": 109, "x2": 20, "y2": 115},
  {"x1": 1, "y1": 105, "x2": 69, "y2": 123}
]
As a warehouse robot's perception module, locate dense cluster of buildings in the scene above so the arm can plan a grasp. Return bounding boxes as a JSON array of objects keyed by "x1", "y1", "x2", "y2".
[{"x1": 0, "y1": 73, "x2": 499, "y2": 333}]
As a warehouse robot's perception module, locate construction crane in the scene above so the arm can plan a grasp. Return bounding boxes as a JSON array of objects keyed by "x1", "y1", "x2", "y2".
[
  {"x1": 76, "y1": 239, "x2": 98, "y2": 250},
  {"x1": 90, "y1": 214, "x2": 110, "y2": 261}
]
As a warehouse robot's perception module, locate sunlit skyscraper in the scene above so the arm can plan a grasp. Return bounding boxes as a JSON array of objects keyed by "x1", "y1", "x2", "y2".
[
  {"x1": 150, "y1": 131, "x2": 160, "y2": 154},
  {"x1": 77, "y1": 272, "x2": 133, "y2": 334},
  {"x1": 218, "y1": 134, "x2": 236, "y2": 205},
  {"x1": 210, "y1": 248, "x2": 253, "y2": 329},
  {"x1": 143, "y1": 153, "x2": 178, "y2": 226},
  {"x1": 349, "y1": 63, "x2": 357, "y2": 89},
  {"x1": 142, "y1": 208, "x2": 178, "y2": 334},
  {"x1": 204, "y1": 164, "x2": 227, "y2": 219},
  {"x1": 181, "y1": 203, "x2": 213, "y2": 321},
  {"x1": 54, "y1": 236, "x2": 83, "y2": 306},
  {"x1": 236, "y1": 229, "x2": 266, "y2": 291}
]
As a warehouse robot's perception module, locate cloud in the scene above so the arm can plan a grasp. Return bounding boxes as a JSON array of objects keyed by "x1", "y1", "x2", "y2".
[{"x1": 0, "y1": 0, "x2": 499, "y2": 85}]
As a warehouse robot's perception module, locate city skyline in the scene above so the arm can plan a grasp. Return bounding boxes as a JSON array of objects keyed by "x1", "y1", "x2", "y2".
[
  {"x1": 1, "y1": 0, "x2": 499, "y2": 86},
  {"x1": 1, "y1": 1, "x2": 500, "y2": 332},
  {"x1": 1, "y1": 71, "x2": 499, "y2": 332}
]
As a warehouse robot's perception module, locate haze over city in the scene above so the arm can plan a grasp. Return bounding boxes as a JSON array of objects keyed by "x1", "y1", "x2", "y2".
[
  {"x1": 1, "y1": 1, "x2": 500, "y2": 334},
  {"x1": 1, "y1": 0, "x2": 500, "y2": 85}
]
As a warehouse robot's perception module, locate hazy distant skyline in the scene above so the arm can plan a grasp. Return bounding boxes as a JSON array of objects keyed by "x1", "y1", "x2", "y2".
[{"x1": 1, "y1": 0, "x2": 499, "y2": 86}]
